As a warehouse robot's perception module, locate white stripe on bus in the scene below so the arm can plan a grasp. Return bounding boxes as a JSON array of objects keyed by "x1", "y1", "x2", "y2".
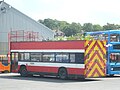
[
  {"x1": 18, "y1": 62, "x2": 85, "y2": 69},
  {"x1": 11, "y1": 49, "x2": 85, "y2": 53}
]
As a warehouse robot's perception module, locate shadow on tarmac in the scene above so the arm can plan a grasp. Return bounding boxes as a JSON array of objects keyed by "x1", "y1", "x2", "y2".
[
  {"x1": 101, "y1": 75, "x2": 120, "y2": 78},
  {"x1": 0, "y1": 73, "x2": 102, "y2": 83}
]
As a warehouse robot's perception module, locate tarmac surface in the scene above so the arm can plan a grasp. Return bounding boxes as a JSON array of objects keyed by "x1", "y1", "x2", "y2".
[{"x1": 0, "y1": 73, "x2": 120, "y2": 90}]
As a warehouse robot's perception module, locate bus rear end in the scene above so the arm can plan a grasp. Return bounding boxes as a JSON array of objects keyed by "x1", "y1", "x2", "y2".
[{"x1": 84, "y1": 40, "x2": 106, "y2": 78}]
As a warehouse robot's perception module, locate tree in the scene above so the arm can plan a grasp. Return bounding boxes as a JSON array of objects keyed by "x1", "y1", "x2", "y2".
[
  {"x1": 62, "y1": 22, "x2": 82, "y2": 36},
  {"x1": 82, "y1": 23, "x2": 93, "y2": 32},
  {"x1": 103, "y1": 23, "x2": 118, "y2": 30},
  {"x1": 70, "y1": 22, "x2": 82, "y2": 33},
  {"x1": 38, "y1": 18, "x2": 120, "y2": 37},
  {"x1": 93, "y1": 24, "x2": 103, "y2": 31},
  {"x1": 38, "y1": 18, "x2": 60, "y2": 30},
  {"x1": 63, "y1": 26, "x2": 73, "y2": 36},
  {"x1": 38, "y1": 18, "x2": 83, "y2": 36},
  {"x1": 57, "y1": 21, "x2": 69, "y2": 31}
]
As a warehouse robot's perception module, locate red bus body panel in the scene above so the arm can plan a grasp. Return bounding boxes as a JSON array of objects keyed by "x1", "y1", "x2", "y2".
[{"x1": 11, "y1": 40, "x2": 85, "y2": 50}]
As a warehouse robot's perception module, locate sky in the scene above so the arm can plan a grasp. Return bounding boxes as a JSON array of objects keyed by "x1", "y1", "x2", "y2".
[{"x1": 4, "y1": 0, "x2": 120, "y2": 25}]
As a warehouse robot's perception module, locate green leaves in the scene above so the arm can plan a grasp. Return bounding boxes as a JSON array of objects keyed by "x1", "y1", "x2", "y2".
[
  {"x1": 38, "y1": 18, "x2": 120, "y2": 37},
  {"x1": 62, "y1": 23, "x2": 82, "y2": 36},
  {"x1": 103, "y1": 23, "x2": 120, "y2": 30}
]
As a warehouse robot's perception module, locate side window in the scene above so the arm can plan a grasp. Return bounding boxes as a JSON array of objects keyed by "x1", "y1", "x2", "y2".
[
  {"x1": 13, "y1": 53, "x2": 18, "y2": 60},
  {"x1": 42, "y1": 53, "x2": 55, "y2": 62},
  {"x1": 56, "y1": 53, "x2": 62, "y2": 62},
  {"x1": 19, "y1": 53, "x2": 30, "y2": 61},
  {"x1": 70, "y1": 54, "x2": 75, "y2": 63},
  {"x1": 56, "y1": 53, "x2": 69, "y2": 63},
  {"x1": 24, "y1": 53, "x2": 30, "y2": 60},
  {"x1": 110, "y1": 53, "x2": 120, "y2": 63},
  {"x1": 31, "y1": 53, "x2": 42, "y2": 62},
  {"x1": 75, "y1": 53, "x2": 84, "y2": 64},
  {"x1": 11, "y1": 53, "x2": 18, "y2": 62},
  {"x1": 11, "y1": 53, "x2": 14, "y2": 61},
  {"x1": 118, "y1": 54, "x2": 120, "y2": 62},
  {"x1": 15, "y1": 53, "x2": 19, "y2": 61},
  {"x1": 110, "y1": 34, "x2": 119, "y2": 42},
  {"x1": 19, "y1": 53, "x2": 24, "y2": 61}
]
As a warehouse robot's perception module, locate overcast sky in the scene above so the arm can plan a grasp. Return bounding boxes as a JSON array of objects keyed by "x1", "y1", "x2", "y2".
[{"x1": 5, "y1": 0, "x2": 120, "y2": 25}]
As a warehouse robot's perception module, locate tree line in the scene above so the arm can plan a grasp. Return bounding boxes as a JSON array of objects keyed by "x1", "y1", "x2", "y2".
[{"x1": 38, "y1": 18, "x2": 120, "y2": 36}]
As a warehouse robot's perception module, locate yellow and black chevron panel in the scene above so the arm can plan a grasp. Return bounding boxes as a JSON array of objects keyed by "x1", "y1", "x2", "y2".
[{"x1": 84, "y1": 40, "x2": 106, "y2": 78}]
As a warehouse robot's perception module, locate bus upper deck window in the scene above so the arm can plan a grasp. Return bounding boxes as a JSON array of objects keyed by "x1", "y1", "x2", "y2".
[{"x1": 110, "y1": 34, "x2": 119, "y2": 42}]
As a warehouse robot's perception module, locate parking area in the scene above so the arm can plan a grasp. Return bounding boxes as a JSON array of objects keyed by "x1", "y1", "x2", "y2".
[{"x1": 0, "y1": 73, "x2": 120, "y2": 90}]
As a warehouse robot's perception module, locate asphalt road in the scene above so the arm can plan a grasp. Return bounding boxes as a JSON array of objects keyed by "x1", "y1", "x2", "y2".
[{"x1": 0, "y1": 73, "x2": 120, "y2": 90}]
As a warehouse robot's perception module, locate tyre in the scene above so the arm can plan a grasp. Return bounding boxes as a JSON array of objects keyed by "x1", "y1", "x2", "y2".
[
  {"x1": 28, "y1": 74, "x2": 33, "y2": 77},
  {"x1": 58, "y1": 68, "x2": 68, "y2": 79},
  {"x1": 106, "y1": 74, "x2": 114, "y2": 77},
  {"x1": 109, "y1": 74, "x2": 114, "y2": 77},
  {"x1": 40, "y1": 74, "x2": 44, "y2": 78},
  {"x1": 19, "y1": 66, "x2": 28, "y2": 77}
]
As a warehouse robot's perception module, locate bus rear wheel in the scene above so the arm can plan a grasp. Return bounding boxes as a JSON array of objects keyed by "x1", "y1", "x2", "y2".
[
  {"x1": 20, "y1": 66, "x2": 28, "y2": 77},
  {"x1": 58, "y1": 68, "x2": 68, "y2": 79}
]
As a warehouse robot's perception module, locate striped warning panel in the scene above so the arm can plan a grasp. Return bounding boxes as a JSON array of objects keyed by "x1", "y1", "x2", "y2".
[{"x1": 84, "y1": 40, "x2": 106, "y2": 78}]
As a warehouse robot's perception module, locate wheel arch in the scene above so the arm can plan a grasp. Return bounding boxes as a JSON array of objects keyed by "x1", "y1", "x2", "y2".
[
  {"x1": 18, "y1": 65, "x2": 26, "y2": 73},
  {"x1": 58, "y1": 67, "x2": 68, "y2": 79},
  {"x1": 58, "y1": 67, "x2": 67, "y2": 73}
]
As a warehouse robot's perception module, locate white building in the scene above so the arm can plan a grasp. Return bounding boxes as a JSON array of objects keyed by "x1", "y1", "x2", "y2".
[{"x1": 0, "y1": 1, "x2": 54, "y2": 55}]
